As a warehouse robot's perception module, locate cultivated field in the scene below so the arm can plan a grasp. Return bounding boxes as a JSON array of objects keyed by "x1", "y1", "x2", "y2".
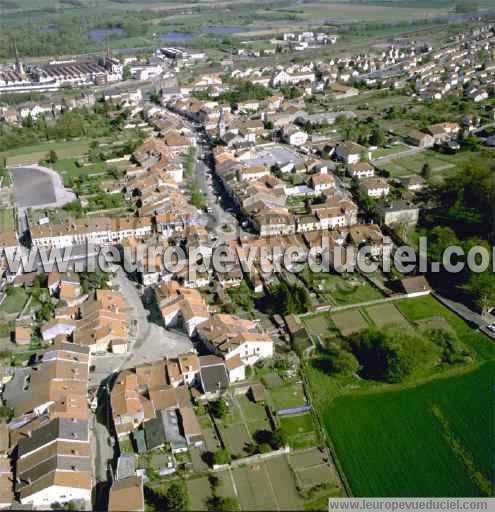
[
  {"x1": 366, "y1": 303, "x2": 408, "y2": 328},
  {"x1": 307, "y1": 296, "x2": 495, "y2": 497},
  {"x1": 331, "y1": 309, "x2": 369, "y2": 336},
  {"x1": 325, "y1": 362, "x2": 495, "y2": 496},
  {"x1": 187, "y1": 472, "x2": 236, "y2": 511},
  {"x1": 232, "y1": 456, "x2": 304, "y2": 511}
]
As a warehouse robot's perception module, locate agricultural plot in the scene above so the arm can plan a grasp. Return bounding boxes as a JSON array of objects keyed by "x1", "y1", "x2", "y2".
[
  {"x1": 331, "y1": 309, "x2": 369, "y2": 337},
  {"x1": 323, "y1": 362, "x2": 495, "y2": 497},
  {"x1": 232, "y1": 455, "x2": 303, "y2": 511},
  {"x1": 236, "y1": 394, "x2": 271, "y2": 434},
  {"x1": 198, "y1": 413, "x2": 220, "y2": 453},
  {"x1": 218, "y1": 422, "x2": 251, "y2": 458},
  {"x1": 365, "y1": 303, "x2": 409, "y2": 328},
  {"x1": 187, "y1": 472, "x2": 236, "y2": 511},
  {"x1": 307, "y1": 296, "x2": 495, "y2": 497},
  {"x1": 303, "y1": 313, "x2": 334, "y2": 338}
]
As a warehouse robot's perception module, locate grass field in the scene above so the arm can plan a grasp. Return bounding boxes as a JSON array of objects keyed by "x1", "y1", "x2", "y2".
[
  {"x1": 377, "y1": 149, "x2": 495, "y2": 181},
  {"x1": 325, "y1": 362, "x2": 494, "y2": 496},
  {"x1": 0, "y1": 288, "x2": 28, "y2": 315},
  {"x1": 306, "y1": 295, "x2": 495, "y2": 497},
  {"x1": 279, "y1": 413, "x2": 319, "y2": 450},
  {"x1": 0, "y1": 208, "x2": 15, "y2": 232},
  {"x1": 270, "y1": 382, "x2": 307, "y2": 411},
  {"x1": 1, "y1": 140, "x2": 91, "y2": 166},
  {"x1": 50, "y1": 158, "x2": 108, "y2": 179}
]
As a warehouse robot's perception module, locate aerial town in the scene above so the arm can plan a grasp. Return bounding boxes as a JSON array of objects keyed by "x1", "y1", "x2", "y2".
[{"x1": 0, "y1": 1, "x2": 494, "y2": 510}]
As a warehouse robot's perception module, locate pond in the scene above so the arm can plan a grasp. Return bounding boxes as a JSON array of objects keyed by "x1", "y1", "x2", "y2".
[
  {"x1": 201, "y1": 26, "x2": 243, "y2": 35},
  {"x1": 87, "y1": 28, "x2": 127, "y2": 42},
  {"x1": 160, "y1": 31, "x2": 193, "y2": 43}
]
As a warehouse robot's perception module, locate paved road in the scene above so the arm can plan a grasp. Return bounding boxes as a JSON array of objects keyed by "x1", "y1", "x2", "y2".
[{"x1": 116, "y1": 269, "x2": 193, "y2": 370}]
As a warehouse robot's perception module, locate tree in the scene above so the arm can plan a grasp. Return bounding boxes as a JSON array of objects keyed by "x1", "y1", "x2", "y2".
[
  {"x1": 212, "y1": 449, "x2": 230, "y2": 465},
  {"x1": 463, "y1": 271, "x2": 495, "y2": 319},
  {"x1": 370, "y1": 126, "x2": 385, "y2": 147},
  {"x1": 46, "y1": 149, "x2": 58, "y2": 164},
  {"x1": 347, "y1": 326, "x2": 439, "y2": 383},
  {"x1": 207, "y1": 496, "x2": 240, "y2": 512},
  {"x1": 421, "y1": 162, "x2": 432, "y2": 180},
  {"x1": 428, "y1": 226, "x2": 460, "y2": 263},
  {"x1": 164, "y1": 482, "x2": 188, "y2": 512},
  {"x1": 210, "y1": 399, "x2": 227, "y2": 419}
]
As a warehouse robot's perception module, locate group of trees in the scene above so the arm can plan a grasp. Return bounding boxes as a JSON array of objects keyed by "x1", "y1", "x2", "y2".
[
  {"x1": 257, "y1": 281, "x2": 312, "y2": 316},
  {"x1": 0, "y1": 107, "x2": 117, "y2": 153},
  {"x1": 331, "y1": 325, "x2": 470, "y2": 383},
  {"x1": 423, "y1": 161, "x2": 495, "y2": 316}
]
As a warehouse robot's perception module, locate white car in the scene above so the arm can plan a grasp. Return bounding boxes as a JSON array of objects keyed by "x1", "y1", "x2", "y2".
[{"x1": 487, "y1": 323, "x2": 495, "y2": 332}]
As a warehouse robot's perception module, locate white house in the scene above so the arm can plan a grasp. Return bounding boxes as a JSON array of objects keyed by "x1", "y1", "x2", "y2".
[{"x1": 359, "y1": 177, "x2": 390, "y2": 198}]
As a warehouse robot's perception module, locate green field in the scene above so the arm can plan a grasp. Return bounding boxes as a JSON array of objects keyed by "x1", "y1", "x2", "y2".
[
  {"x1": 377, "y1": 149, "x2": 495, "y2": 181},
  {"x1": 0, "y1": 208, "x2": 15, "y2": 232},
  {"x1": 306, "y1": 296, "x2": 495, "y2": 497},
  {"x1": 325, "y1": 362, "x2": 494, "y2": 496},
  {"x1": 1, "y1": 139, "x2": 91, "y2": 166},
  {"x1": 0, "y1": 288, "x2": 29, "y2": 315},
  {"x1": 279, "y1": 413, "x2": 319, "y2": 450}
]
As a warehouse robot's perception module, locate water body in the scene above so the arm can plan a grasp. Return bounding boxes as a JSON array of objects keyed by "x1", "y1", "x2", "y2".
[
  {"x1": 201, "y1": 26, "x2": 243, "y2": 35},
  {"x1": 160, "y1": 31, "x2": 193, "y2": 43},
  {"x1": 87, "y1": 28, "x2": 127, "y2": 42}
]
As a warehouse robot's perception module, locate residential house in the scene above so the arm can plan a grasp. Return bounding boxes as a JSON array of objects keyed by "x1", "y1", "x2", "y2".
[
  {"x1": 359, "y1": 177, "x2": 390, "y2": 198},
  {"x1": 157, "y1": 281, "x2": 209, "y2": 336},
  {"x1": 348, "y1": 161, "x2": 375, "y2": 180},
  {"x1": 335, "y1": 142, "x2": 365, "y2": 165},
  {"x1": 108, "y1": 476, "x2": 144, "y2": 512}
]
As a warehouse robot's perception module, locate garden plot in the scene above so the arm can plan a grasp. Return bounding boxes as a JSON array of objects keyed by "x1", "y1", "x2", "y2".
[
  {"x1": 365, "y1": 303, "x2": 409, "y2": 328},
  {"x1": 331, "y1": 309, "x2": 369, "y2": 336}
]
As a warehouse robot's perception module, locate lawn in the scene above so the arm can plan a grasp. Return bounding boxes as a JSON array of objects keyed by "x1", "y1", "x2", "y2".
[
  {"x1": 312, "y1": 273, "x2": 383, "y2": 306},
  {"x1": 270, "y1": 382, "x2": 307, "y2": 411},
  {"x1": 50, "y1": 158, "x2": 108, "y2": 180},
  {"x1": 0, "y1": 208, "x2": 15, "y2": 232},
  {"x1": 1, "y1": 139, "x2": 92, "y2": 166},
  {"x1": 279, "y1": 413, "x2": 318, "y2": 449},
  {"x1": 306, "y1": 295, "x2": 495, "y2": 497},
  {"x1": 0, "y1": 288, "x2": 28, "y2": 315},
  {"x1": 236, "y1": 394, "x2": 271, "y2": 434}
]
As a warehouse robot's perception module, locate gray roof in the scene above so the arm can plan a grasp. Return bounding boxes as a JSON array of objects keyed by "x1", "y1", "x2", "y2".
[
  {"x1": 18, "y1": 418, "x2": 89, "y2": 458},
  {"x1": 116, "y1": 454, "x2": 136, "y2": 480},
  {"x1": 17, "y1": 455, "x2": 91, "y2": 491},
  {"x1": 144, "y1": 415, "x2": 166, "y2": 451},
  {"x1": 199, "y1": 363, "x2": 229, "y2": 394},
  {"x1": 162, "y1": 409, "x2": 186, "y2": 452}
]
